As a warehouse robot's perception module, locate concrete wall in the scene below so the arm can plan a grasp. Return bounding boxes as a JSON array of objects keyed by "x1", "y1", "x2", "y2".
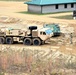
[
  {"x1": 28, "y1": 4, "x2": 41, "y2": 13},
  {"x1": 28, "y1": 4, "x2": 76, "y2": 13},
  {"x1": 42, "y1": 4, "x2": 76, "y2": 13}
]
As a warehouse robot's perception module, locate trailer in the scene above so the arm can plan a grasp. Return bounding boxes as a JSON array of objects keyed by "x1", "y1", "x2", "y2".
[{"x1": 0, "y1": 26, "x2": 53, "y2": 45}]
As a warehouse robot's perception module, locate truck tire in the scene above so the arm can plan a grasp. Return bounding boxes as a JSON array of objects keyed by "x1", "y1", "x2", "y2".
[
  {"x1": 23, "y1": 38, "x2": 32, "y2": 45},
  {"x1": 6, "y1": 37, "x2": 13, "y2": 44},
  {"x1": 0, "y1": 37, "x2": 5, "y2": 44},
  {"x1": 33, "y1": 38, "x2": 41, "y2": 46}
]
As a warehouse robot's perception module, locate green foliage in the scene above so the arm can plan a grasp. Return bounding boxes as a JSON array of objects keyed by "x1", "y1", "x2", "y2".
[
  {"x1": 18, "y1": 11, "x2": 64, "y2": 15},
  {"x1": 18, "y1": 11, "x2": 46, "y2": 15},
  {"x1": 53, "y1": 15, "x2": 73, "y2": 20},
  {"x1": 18, "y1": 11, "x2": 72, "y2": 16}
]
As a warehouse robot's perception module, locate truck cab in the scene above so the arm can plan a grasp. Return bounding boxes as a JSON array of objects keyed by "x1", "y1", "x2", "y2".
[{"x1": 38, "y1": 28, "x2": 53, "y2": 41}]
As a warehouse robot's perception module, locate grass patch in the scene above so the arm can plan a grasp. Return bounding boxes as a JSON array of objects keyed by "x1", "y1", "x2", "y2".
[
  {"x1": 18, "y1": 11, "x2": 58, "y2": 15},
  {"x1": 18, "y1": 11, "x2": 72, "y2": 16},
  {"x1": 52, "y1": 15, "x2": 73, "y2": 20},
  {"x1": 18, "y1": 11, "x2": 44, "y2": 15}
]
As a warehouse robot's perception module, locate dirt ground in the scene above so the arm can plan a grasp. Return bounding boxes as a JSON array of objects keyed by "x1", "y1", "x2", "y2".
[
  {"x1": 0, "y1": 1, "x2": 76, "y2": 24},
  {"x1": 0, "y1": 1, "x2": 76, "y2": 55}
]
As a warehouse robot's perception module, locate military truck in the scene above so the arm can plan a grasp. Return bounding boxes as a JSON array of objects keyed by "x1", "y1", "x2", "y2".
[
  {"x1": 43, "y1": 23, "x2": 60, "y2": 36},
  {"x1": 0, "y1": 26, "x2": 53, "y2": 45}
]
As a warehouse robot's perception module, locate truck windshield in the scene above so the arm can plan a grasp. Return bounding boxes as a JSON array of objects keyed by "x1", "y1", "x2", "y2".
[{"x1": 45, "y1": 29, "x2": 52, "y2": 35}]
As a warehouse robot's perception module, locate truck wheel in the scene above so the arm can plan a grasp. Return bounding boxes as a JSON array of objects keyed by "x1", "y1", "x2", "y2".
[
  {"x1": 6, "y1": 37, "x2": 13, "y2": 44},
  {"x1": 0, "y1": 37, "x2": 5, "y2": 44},
  {"x1": 33, "y1": 38, "x2": 41, "y2": 46},
  {"x1": 23, "y1": 38, "x2": 32, "y2": 45}
]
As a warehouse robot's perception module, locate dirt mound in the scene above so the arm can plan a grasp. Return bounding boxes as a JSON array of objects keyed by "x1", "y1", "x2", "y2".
[{"x1": 0, "y1": 16, "x2": 21, "y2": 23}]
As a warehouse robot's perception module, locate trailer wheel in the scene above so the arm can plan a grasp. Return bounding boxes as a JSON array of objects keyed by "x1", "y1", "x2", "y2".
[
  {"x1": 0, "y1": 37, "x2": 5, "y2": 44},
  {"x1": 23, "y1": 38, "x2": 32, "y2": 45},
  {"x1": 6, "y1": 37, "x2": 13, "y2": 44},
  {"x1": 33, "y1": 38, "x2": 41, "y2": 46}
]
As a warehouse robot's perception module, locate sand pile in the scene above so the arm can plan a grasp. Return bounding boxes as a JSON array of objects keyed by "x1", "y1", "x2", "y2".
[{"x1": 0, "y1": 16, "x2": 21, "y2": 23}]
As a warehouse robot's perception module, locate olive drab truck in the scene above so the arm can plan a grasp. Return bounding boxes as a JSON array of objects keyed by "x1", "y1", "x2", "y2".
[{"x1": 0, "y1": 26, "x2": 53, "y2": 45}]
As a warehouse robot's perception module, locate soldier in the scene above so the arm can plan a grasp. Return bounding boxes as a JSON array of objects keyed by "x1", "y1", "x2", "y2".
[
  {"x1": 70, "y1": 33, "x2": 73, "y2": 44},
  {"x1": 73, "y1": 10, "x2": 76, "y2": 20}
]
